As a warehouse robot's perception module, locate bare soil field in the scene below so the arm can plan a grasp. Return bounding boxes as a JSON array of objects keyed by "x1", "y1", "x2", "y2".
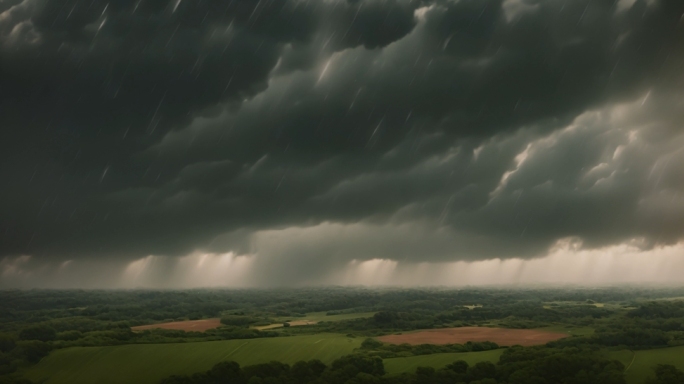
[
  {"x1": 377, "y1": 327, "x2": 568, "y2": 346},
  {"x1": 131, "y1": 318, "x2": 222, "y2": 332}
]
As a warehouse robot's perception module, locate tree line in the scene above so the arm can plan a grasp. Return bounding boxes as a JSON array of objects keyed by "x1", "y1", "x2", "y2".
[{"x1": 159, "y1": 346, "x2": 632, "y2": 384}]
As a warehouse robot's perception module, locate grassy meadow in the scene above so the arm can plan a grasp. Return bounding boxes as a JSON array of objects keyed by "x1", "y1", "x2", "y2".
[
  {"x1": 608, "y1": 346, "x2": 684, "y2": 384},
  {"x1": 22, "y1": 334, "x2": 362, "y2": 384},
  {"x1": 384, "y1": 345, "x2": 684, "y2": 381},
  {"x1": 22, "y1": 331, "x2": 684, "y2": 384}
]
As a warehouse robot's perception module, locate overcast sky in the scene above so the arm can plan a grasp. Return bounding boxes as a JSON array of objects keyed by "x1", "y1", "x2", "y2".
[{"x1": 1, "y1": 0, "x2": 684, "y2": 288}]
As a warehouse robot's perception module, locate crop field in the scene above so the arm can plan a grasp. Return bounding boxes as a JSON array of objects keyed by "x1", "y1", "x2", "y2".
[
  {"x1": 608, "y1": 346, "x2": 684, "y2": 384},
  {"x1": 22, "y1": 334, "x2": 362, "y2": 384},
  {"x1": 382, "y1": 345, "x2": 684, "y2": 381},
  {"x1": 377, "y1": 327, "x2": 568, "y2": 346},
  {"x1": 383, "y1": 349, "x2": 505, "y2": 374},
  {"x1": 10, "y1": 289, "x2": 684, "y2": 384},
  {"x1": 131, "y1": 318, "x2": 222, "y2": 332}
]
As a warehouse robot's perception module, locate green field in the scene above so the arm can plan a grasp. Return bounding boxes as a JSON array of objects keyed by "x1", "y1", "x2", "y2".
[
  {"x1": 23, "y1": 327, "x2": 684, "y2": 384},
  {"x1": 608, "y1": 346, "x2": 684, "y2": 384},
  {"x1": 383, "y1": 349, "x2": 505, "y2": 374},
  {"x1": 22, "y1": 334, "x2": 362, "y2": 384},
  {"x1": 383, "y1": 346, "x2": 684, "y2": 382}
]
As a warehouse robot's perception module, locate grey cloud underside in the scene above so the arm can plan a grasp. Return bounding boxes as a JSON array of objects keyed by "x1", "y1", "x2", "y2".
[{"x1": 0, "y1": 0, "x2": 683, "y2": 264}]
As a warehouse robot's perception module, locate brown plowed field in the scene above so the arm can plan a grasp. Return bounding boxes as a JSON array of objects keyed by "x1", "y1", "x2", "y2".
[
  {"x1": 131, "y1": 318, "x2": 221, "y2": 332},
  {"x1": 377, "y1": 327, "x2": 568, "y2": 346}
]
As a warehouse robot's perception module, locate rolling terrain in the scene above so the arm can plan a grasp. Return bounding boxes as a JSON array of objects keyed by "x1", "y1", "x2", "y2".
[
  {"x1": 609, "y1": 346, "x2": 684, "y2": 384},
  {"x1": 22, "y1": 334, "x2": 361, "y2": 384}
]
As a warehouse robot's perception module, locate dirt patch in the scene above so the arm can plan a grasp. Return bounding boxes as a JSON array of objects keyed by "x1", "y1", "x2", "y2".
[
  {"x1": 131, "y1": 318, "x2": 222, "y2": 332},
  {"x1": 376, "y1": 327, "x2": 568, "y2": 347}
]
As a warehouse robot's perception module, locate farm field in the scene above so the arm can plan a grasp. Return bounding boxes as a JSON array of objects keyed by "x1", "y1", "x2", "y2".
[
  {"x1": 22, "y1": 334, "x2": 362, "y2": 384},
  {"x1": 383, "y1": 349, "x2": 505, "y2": 374},
  {"x1": 131, "y1": 318, "x2": 221, "y2": 332},
  {"x1": 8, "y1": 288, "x2": 684, "y2": 384},
  {"x1": 383, "y1": 346, "x2": 684, "y2": 381},
  {"x1": 253, "y1": 311, "x2": 376, "y2": 330},
  {"x1": 377, "y1": 327, "x2": 568, "y2": 346},
  {"x1": 608, "y1": 346, "x2": 684, "y2": 384}
]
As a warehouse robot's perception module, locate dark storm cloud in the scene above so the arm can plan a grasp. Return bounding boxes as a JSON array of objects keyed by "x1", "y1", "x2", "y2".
[
  {"x1": 1, "y1": 0, "x2": 684, "y2": 274},
  {"x1": 0, "y1": 0, "x2": 423, "y2": 257}
]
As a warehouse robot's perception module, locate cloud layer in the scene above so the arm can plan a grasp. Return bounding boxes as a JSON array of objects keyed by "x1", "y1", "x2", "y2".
[{"x1": 1, "y1": 0, "x2": 683, "y2": 286}]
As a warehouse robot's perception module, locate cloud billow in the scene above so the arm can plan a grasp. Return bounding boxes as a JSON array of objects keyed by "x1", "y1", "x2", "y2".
[{"x1": 1, "y1": 0, "x2": 683, "y2": 285}]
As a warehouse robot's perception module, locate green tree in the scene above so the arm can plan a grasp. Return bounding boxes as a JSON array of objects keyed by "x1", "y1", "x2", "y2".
[
  {"x1": 243, "y1": 361, "x2": 289, "y2": 380},
  {"x1": 220, "y1": 316, "x2": 254, "y2": 327},
  {"x1": 361, "y1": 338, "x2": 383, "y2": 350},
  {"x1": 373, "y1": 312, "x2": 397, "y2": 324},
  {"x1": 19, "y1": 325, "x2": 56, "y2": 342},
  {"x1": 446, "y1": 360, "x2": 469, "y2": 374},
  {"x1": 290, "y1": 360, "x2": 326, "y2": 382},
  {"x1": 206, "y1": 361, "x2": 246, "y2": 384},
  {"x1": 0, "y1": 334, "x2": 16, "y2": 353},
  {"x1": 469, "y1": 361, "x2": 497, "y2": 381},
  {"x1": 323, "y1": 355, "x2": 385, "y2": 384},
  {"x1": 646, "y1": 364, "x2": 684, "y2": 384},
  {"x1": 15, "y1": 340, "x2": 51, "y2": 363}
]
